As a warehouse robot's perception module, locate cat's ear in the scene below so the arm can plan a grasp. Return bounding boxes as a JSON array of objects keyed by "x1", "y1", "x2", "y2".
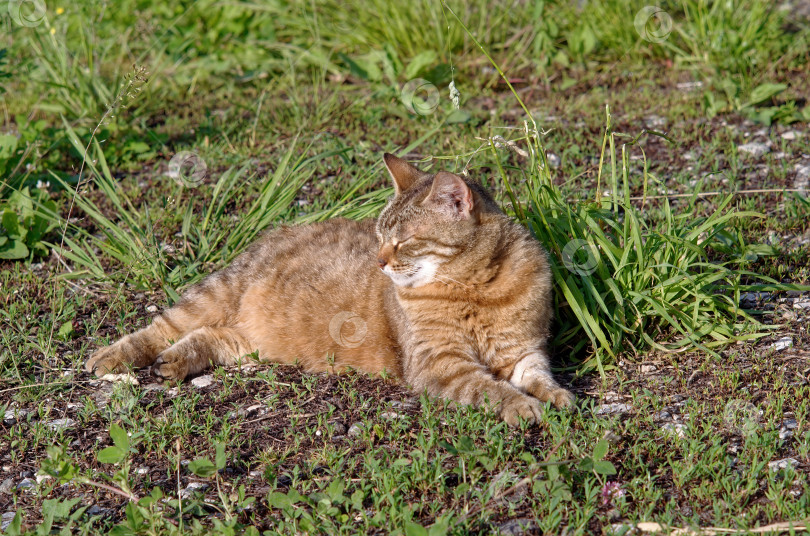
[
  {"x1": 384, "y1": 153, "x2": 422, "y2": 195},
  {"x1": 423, "y1": 172, "x2": 474, "y2": 219}
]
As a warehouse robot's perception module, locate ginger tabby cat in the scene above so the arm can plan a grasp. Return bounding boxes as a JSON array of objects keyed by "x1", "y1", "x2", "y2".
[{"x1": 86, "y1": 154, "x2": 574, "y2": 425}]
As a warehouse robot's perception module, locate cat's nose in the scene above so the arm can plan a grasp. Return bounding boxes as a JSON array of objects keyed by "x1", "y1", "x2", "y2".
[{"x1": 377, "y1": 257, "x2": 387, "y2": 269}]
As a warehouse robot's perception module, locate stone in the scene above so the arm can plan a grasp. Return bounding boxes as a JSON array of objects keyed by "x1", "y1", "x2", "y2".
[
  {"x1": 737, "y1": 143, "x2": 770, "y2": 157},
  {"x1": 16, "y1": 478, "x2": 35, "y2": 490},
  {"x1": 793, "y1": 301, "x2": 810, "y2": 310},
  {"x1": 768, "y1": 458, "x2": 799, "y2": 471},
  {"x1": 640, "y1": 364, "x2": 657, "y2": 373},
  {"x1": 770, "y1": 337, "x2": 793, "y2": 351},
  {"x1": 99, "y1": 373, "x2": 139, "y2": 385},
  {"x1": 190, "y1": 375, "x2": 214, "y2": 388},
  {"x1": 546, "y1": 152, "x2": 561, "y2": 168},
  {"x1": 135, "y1": 466, "x2": 150, "y2": 475},
  {"x1": 644, "y1": 115, "x2": 667, "y2": 129},
  {"x1": 46, "y1": 418, "x2": 76, "y2": 431},
  {"x1": 3, "y1": 409, "x2": 30, "y2": 426},
  {"x1": 143, "y1": 383, "x2": 165, "y2": 392},
  {"x1": 1, "y1": 512, "x2": 16, "y2": 531},
  {"x1": 661, "y1": 423, "x2": 687, "y2": 438},
  {"x1": 146, "y1": 305, "x2": 158, "y2": 313},
  {"x1": 347, "y1": 423, "x2": 364, "y2": 437},
  {"x1": 180, "y1": 482, "x2": 209, "y2": 499},
  {"x1": 781, "y1": 130, "x2": 801, "y2": 140},
  {"x1": 496, "y1": 518, "x2": 538, "y2": 535},
  {"x1": 0, "y1": 479, "x2": 13, "y2": 494},
  {"x1": 380, "y1": 411, "x2": 406, "y2": 420},
  {"x1": 596, "y1": 403, "x2": 633, "y2": 416}
]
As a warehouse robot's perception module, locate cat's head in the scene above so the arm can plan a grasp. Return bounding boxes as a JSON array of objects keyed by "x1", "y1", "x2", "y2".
[{"x1": 375, "y1": 154, "x2": 500, "y2": 288}]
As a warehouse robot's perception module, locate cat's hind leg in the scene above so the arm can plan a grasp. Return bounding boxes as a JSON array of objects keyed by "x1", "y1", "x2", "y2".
[
  {"x1": 85, "y1": 314, "x2": 185, "y2": 376},
  {"x1": 151, "y1": 326, "x2": 256, "y2": 381}
]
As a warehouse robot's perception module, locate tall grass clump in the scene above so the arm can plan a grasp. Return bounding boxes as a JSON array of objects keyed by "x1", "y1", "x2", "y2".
[
  {"x1": 506, "y1": 113, "x2": 782, "y2": 373},
  {"x1": 442, "y1": 4, "x2": 789, "y2": 373}
]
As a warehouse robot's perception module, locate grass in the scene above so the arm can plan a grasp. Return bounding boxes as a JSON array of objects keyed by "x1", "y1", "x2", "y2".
[{"x1": 1, "y1": 0, "x2": 810, "y2": 534}]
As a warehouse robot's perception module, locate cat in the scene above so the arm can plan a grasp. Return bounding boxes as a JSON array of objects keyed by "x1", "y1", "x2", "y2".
[{"x1": 85, "y1": 154, "x2": 574, "y2": 425}]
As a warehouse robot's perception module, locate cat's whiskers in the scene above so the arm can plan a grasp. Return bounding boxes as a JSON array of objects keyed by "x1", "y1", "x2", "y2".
[{"x1": 432, "y1": 273, "x2": 469, "y2": 288}]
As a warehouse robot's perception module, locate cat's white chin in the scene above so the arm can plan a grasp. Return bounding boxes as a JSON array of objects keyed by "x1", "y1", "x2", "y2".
[{"x1": 385, "y1": 259, "x2": 439, "y2": 288}]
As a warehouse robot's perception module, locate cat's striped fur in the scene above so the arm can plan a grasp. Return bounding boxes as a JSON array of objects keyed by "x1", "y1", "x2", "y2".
[{"x1": 86, "y1": 154, "x2": 573, "y2": 425}]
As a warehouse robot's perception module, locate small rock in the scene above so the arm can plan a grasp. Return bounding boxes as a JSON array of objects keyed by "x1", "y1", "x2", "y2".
[
  {"x1": 380, "y1": 411, "x2": 406, "y2": 420},
  {"x1": 1, "y1": 512, "x2": 16, "y2": 531},
  {"x1": 596, "y1": 403, "x2": 633, "y2": 416},
  {"x1": 644, "y1": 115, "x2": 666, "y2": 129},
  {"x1": 180, "y1": 482, "x2": 209, "y2": 499},
  {"x1": 640, "y1": 364, "x2": 657, "y2": 373},
  {"x1": 654, "y1": 411, "x2": 672, "y2": 421},
  {"x1": 347, "y1": 423, "x2": 364, "y2": 437},
  {"x1": 331, "y1": 422, "x2": 347, "y2": 435},
  {"x1": 166, "y1": 387, "x2": 180, "y2": 397},
  {"x1": 3, "y1": 409, "x2": 30, "y2": 426},
  {"x1": 737, "y1": 142, "x2": 770, "y2": 157},
  {"x1": 16, "y1": 478, "x2": 35, "y2": 490},
  {"x1": 768, "y1": 458, "x2": 799, "y2": 471},
  {"x1": 249, "y1": 470, "x2": 263, "y2": 478},
  {"x1": 0, "y1": 479, "x2": 13, "y2": 494},
  {"x1": 740, "y1": 292, "x2": 771, "y2": 308},
  {"x1": 190, "y1": 375, "x2": 214, "y2": 388},
  {"x1": 779, "y1": 428, "x2": 793, "y2": 440},
  {"x1": 783, "y1": 418, "x2": 798, "y2": 429},
  {"x1": 143, "y1": 383, "x2": 165, "y2": 392},
  {"x1": 661, "y1": 423, "x2": 687, "y2": 438},
  {"x1": 99, "y1": 373, "x2": 139, "y2": 386},
  {"x1": 35, "y1": 473, "x2": 50, "y2": 484},
  {"x1": 146, "y1": 305, "x2": 158, "y2": 313},
  {"x1": 546, "y1": 152, "x2": 561, "y2": 168},
  {"x1": 496, "y1": 518, "x2": 538, "y2": 535},
  {"x1": 86, "y1": 505, "x2": 112, "y2": 517},
  {"x1": 46, "y1": 418, "x2": 76, "y2": 431},
  {"x1": 770, "y1": 337, "x2": 793, "y2": 351},
  {"x1": 781, "y1": 130, "x2": 801, "y2": 140},
  {"x1": 135, "y1": 466, "x2": 150, "y2": 475},
  {"x1": 793, "y1": 301, "x2": 810, "y2": 310},
  {"x1": 676, "y1": 81, "x2": 703, "y2": 91}
]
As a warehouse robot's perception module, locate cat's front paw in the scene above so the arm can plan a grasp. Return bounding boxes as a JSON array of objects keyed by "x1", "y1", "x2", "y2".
[
  {"x1": 500, "y1": 394, "x2": 543, "y2": 427},
  {"x1": 548, "y1": 388, "x2": 575, "y2": 409},
  {"x1": 85, "y1": 345, "x2": 130, "y2": 376},
  {"x1": 151, "y1": 350, "x2": 190, "y2": 382}
]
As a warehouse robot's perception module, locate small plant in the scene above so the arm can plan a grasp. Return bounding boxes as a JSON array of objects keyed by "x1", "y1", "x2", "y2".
[{"x1": 0, "y1": 187, "x2": 59, "y2": 260}]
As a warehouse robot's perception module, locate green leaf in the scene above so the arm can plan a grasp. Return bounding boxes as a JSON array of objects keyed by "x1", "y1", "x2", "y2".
[
  {"x1": 1, "y1": 209, "x2": 21, "y2": 238},
  {"x1": 746, "y1": 83, "x2": 787, "y2": 107},
  {"x1": 592, "y1": 439, "x2": 609, "y2": 461},
  {"x1": 97, "y1": 446, "x2": 126, "y2": 464},
  {"x1": 187, "y1": 458, "x2": 217, "y2": 478},
  {"x1": 57, "y1": 321, "x2": 74, "y2": 341},
  {"x1": 445, "y1": 109, "x2": 471, "y2": 124},
  {"x1": 215, "y1": 442, "x2": 226, "y2": 470},
  {"x1": 593, "y1": 460, "x2": 617, "y2": 476},
  {"x1": 404, "y1": 521, "x2": 429, "y2": 536},
  {"x1": 109, "y1": 423, "x2": 129, "y2": 451},
  {"x1": 0, "y1": 239, "x2": 28, "y2": 259},
  {"x1": 404, "y1": 50, "x2": 437, "y2": 79}
]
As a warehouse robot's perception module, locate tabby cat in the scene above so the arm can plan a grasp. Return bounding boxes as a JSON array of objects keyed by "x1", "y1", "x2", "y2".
[{"x1": 86, "y1": 154, "x2": 573, "y2": 425}]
